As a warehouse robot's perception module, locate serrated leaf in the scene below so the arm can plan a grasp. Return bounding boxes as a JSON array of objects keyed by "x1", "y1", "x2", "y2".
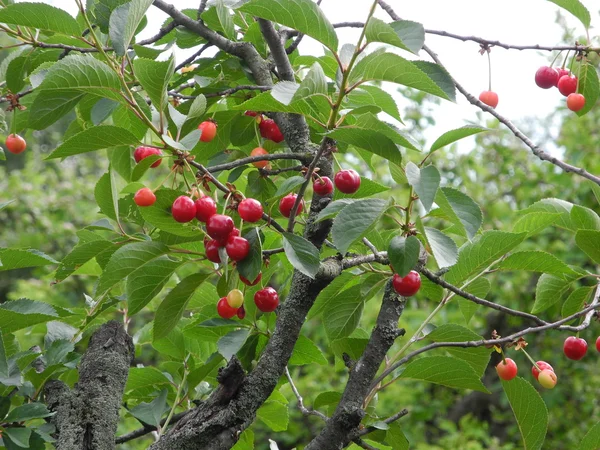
[
  {"x1": 365, "y1": 18, "x2": 418, "y2": 54},
  {"x1": 0, "y1": 2, "x2": 81, "y2": 36},
  {"x1": 388, "y1": 235, "x2": 420, "y2": 277},
  {"x1": 457, "y1": 277, "x2": 491, "y2": 324},
  {"x1": 134, "y1": 57, "x2": 174, "y2": 112},
  {"x1": 293, "y1": 62, "x2": 327, "y2": 102},
  {"x1": 562, "y1": 285, "x2": 594, "y2": 318},
  {"x1": 547, "y1": 0, "x2": 590, "y2": 29},
  {"x1": 424, "y1": 227, "x2": 458, "y2": 269},
  {"x1": 94, "y1": 172, "x2": 117, "y2": 220},
  {"x1": 272, "y1": 176, "x2": 305, "y2": 199},
  {"x1": 5, "y1": 402, "x2": 52, "y2": 422},
  {"x1": 331, "y1": 198, "x2": 389, "y2": 254},
  {"x1": 217, "y1": 329, "x2": 250, "y2": 361},
  {"x1": 3, "y1": 427, "x2": 31, "y2": 447},
  {"x1": 315, "y1": 199, "x2": 354, "y2": 222},
  {"x1": 346, "y1": 85, "x2": 402, "y2": 121},
  {"x1": 429, "y1": 125, "x2": 488, "y2": 152},
  {"x1": 579, "y1": 420, "x2": 600, "y2": 450},
  {"x1": 405, "y1": 162, "x2": 440, "y2": 212},
  {"x1": 109, "y1": 0, "x2": 153, "y2": 56},
  {"x1": 154, "y1": 273, "x2": 210, "y2": 339},
  {"x1": 215, "y1": 0, "x2": 235, "y2": 39},
  {"x1": 127, "y1": 256, "x2": 181, "y2": 315},
  {"x1": 389, "y1": 20, "x2": 425, "y2": 54},
  {"x1": 323, "y1": 284, "x2": 364, "y2": 341},
  {"x1": 329, "y1": 127, "x2": 402, "y2": 165},
  {"x1": 571, "y1": 205, "x2": 600, "y2": 230},
  {"x1": 502, "y1": 377, "x2": 548, "y2": 450},
  {"x1": 28, "y1": 90, "x2": 86, "y2": 130},
  {"x1": 46, "y1": 126, "x2": 139, "y2": 160},
  {"x1": 289, "y1": 335, "x2": 327, "y2": 366},
  {"x1": 0, "y1": 333, "x2": 21, "y2": 387},
  {"x1": 186, "y1": 94, "x2": 207, "y2": 121},
  {"x1": 575, "y1": 230, "x2": 600, "y2": 264},
  {"x1": 0, "y1": 299, "x2": 59, "y2": 333},
  {"x1": 128, "y1": 389, "x2": 169, "y2": 428},
  {"x1": 257, "y1": 400, "x2": 289, "y2": 432},
  {"x1": 308, "y1": 272, "x2": 358, "y2": 320},
  {"x1": 399, "y1": 356, "x2": 488, "y2": 392},
  {"x1": 497, "y1": 251, "x2": 578, "y2": 278},
  {"x1": 435, "y1": 187, "x2": 482, "y2": 240},
  {"x1": 520, "y1": 198, "x2": 574, "y2": 231},
  {"x1": 353, "y1": 113, "x2": 419, "y2": 151},
  {"x1": 513, "y1": 212, "x2": 561, "y2": 236},
  {"x1": 445, "y1": 231, "x2": 527, "y2": 285},
  {"x1": 239, "y1": 0, "x2": 338, "y2": 51},
  {"x1": 55, "y1": 240, "x2": 115, "y2": 282},
  {"x1": 0, "y1": 248, "x2": 58, "y2": 272},
  {"x1": 575, "y1": 62, "x2": 599, "y2": 117},
  {"x1": 531, "y1": 273, "x2": 577, "y2": 314},
  {"x1": 282, "y1": 233, "x2": 321, "y2": 279}
]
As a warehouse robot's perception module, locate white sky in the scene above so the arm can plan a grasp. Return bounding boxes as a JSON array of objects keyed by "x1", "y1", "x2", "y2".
[{"x1": 40, "y1": 0, "x2": 597, "y2": 147}]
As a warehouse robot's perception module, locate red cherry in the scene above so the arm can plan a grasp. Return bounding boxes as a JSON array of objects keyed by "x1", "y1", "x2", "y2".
[
  {"x1": 254, "y1": 287, "x2": 279, "y2": 312},
  {"x1": 334, "y1": 169, "x2": 361, "y2": 194},
  {"x1": 531, "y1": 361, "x2": 554, "y2": 380},
  {"x1": 250, "y1": 147, "x2": 269, "y2": 168},
  {"x1": 133, "y1": 146, "x2": 162, "y2": 168},
  {"x1": 259, "y1": 118, "x2": 284, "y2": 143},
  {"x1": 206, "y1": 214, "x2": 235, "y2": 242},
  {"x1": 229, "y1": 227, "x2": 240, "y2": 238},
  {"x1": 557, "y1": 75, "x2": 578, "y2": 96},
  {"x1": 563, "y1": 336, "x2": 587, "y2": 360},
  {"x1": 194, "y1": 196, "x2": 217, "y2": 222},
  {"x1": 392, "y1": 271, "x2": 421, "y2": 297},
  {"x1": 198, "y1": 120, "x2": 217, "y2": 142},
  {"x1": 479, "y1": 91, "x2": 499, "y2": 108},
  {"x1": 5, "y1": 134, "x2": 26, "y2": 154},
  {"x1": 244, "y1": 111, "x2": 258, "y2": 117},
  {"x1": 279, "y1": 193, "x2": 303, "y2": 218},
  {"x1": 534, "y1": 66, "x2": 558, "y2": 89},
  {"x1": 226, "y1": 236, "x2": 250, "y2": 261},
  {"x1": 567, "y1": 93, "x2": 585, "y2": 112},
  {"x1": 268, "y1": 123, "x2": 284, "y2": 143},
  {"x1": 204, "y1": 239, "x2": 222, "y2": 263},
  {"x1": 238, "y1": 198, "x2": 263, "y2": 223},
  {"x1": 240, "y1": 272, "x2": 262, "y2": 286},
  {"x1": 496, "y1": 358, "x2": 518, "y2": 381},
  {"x1": 217, "y1": 297, "x2": 238, "y2": 319},
  {"x1": 538, "y1": 369, "x2": 557, "y2": 389},
  {"x1": 172, "y1": 196, "x2": 196, "y2": 223},
  {"x1": 134, "y1": 188, "x2": 156, "y2": 207},
  {"x1": 313, "y1": 176, "x2": 334, "y2": 196},
  {"x1": 596, "y1": 336, "x2": 600, "y2": 353},
  {"x1": 555, "y1": 68, "x2": 570, "y2": 84},
  {"x1": 237, "y1": 305, "x2": 246, "y2": 320}
]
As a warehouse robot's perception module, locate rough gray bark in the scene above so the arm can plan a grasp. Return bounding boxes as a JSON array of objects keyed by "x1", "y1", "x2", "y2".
[
  {"x1": 45, "y1": 321, "x2": 134, "y2": 450},
  {"x1": 305, "y1": 281, "x2": 406, "y2": 450}
]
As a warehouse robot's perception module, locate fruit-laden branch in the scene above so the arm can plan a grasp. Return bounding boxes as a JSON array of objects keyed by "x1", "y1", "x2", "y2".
[
  {"x1": 372, "y1": 283, "x2": 600, "y2": 388},
  {"x1": 375, "y1": 0, "x2": 600, "y2": 187},
  {"x1": 205, "y1": 152, "x2": 310, "y2": 173},
  {"x1": 44, "y1": 321, "x2": 134, "y2": 450},
  {"x1": 304, "y1": 280, "x2": 406, "y2": 450}
]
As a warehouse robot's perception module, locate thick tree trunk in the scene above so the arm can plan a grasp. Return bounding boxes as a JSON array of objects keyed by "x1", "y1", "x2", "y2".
[{"x1": 45, "y1": 321, "x2": 134, "y2": 450}]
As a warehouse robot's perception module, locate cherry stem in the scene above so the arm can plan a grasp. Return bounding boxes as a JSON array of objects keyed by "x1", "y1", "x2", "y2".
[
  {"x1": 561, "y1": 50, "x2": 571, "y2": 69},
  {"x1": 486, "y1": 50, "x2": 492, "y2": 92},
  {"x1": 520, "y1": 347, "x2": 539, "y2": 370},
  {"x1": 550, "y1": 50, "x2": 562, "y2": 67}
]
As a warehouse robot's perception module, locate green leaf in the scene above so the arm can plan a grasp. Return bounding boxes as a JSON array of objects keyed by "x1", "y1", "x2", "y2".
[
  {"x1": 134, "y1": 57, "x2": 175, "y2": 112},
  {"x1": 575, "y1": 230, "x2": 600, "y2": 264},
  {"x1": 128, "y1": 389, "x2": 169, "y2": 428},
  {"x1": 0, "y1": 333, "x2": 21, "y2": 387},
  {"x1": 405, "y1": 162, "x2": 440, "y2": 212},
  {"x1": 512, "y1": 212, "x2": 562, "y2": 236},
  {"x1": 458, "y1": 278, "x2": 491, "y2": 324},
  {"x1": 365, "y1": 18, "x2": 419, "y2": 54},
  {"x1": 579, "y1": 421, "x2": 600, "y2": 450},
  {"x1": 497, "y1": 251, "x2": 578, "y2": 278},
  {"x1": 575, "y1": 62, "x2": 599, "y2": 117},
  {"x1": 215, "y1": 0, "x2": 235, "y2": 39},
  {"x1": 46, "y1": 126, "x2": 139, "y2": 160},
  {"x1": 323, "y1": 284, "x2": 364, "y2": 341},
  {"x1": 237, "y1": 228, "x2": 263, "y2": 282},
  {"x1": 0, "y1": 148, "x2": 5, "y2": 161},
  {"x1": 423, "y1": 227, "x2": 458, "y2": 269},
  {"x1": 531, "y1": 273, "x2": 577, "y2": 314},
  {"x1": 293, "y1": 62, "x2": 327, "y2": 102},
  {"x1": 427, "y1": 324, "x2": 491, "y2": 376},
  {"x1": 257, "y1": 400, "x2": 289, "y2": 432},
  {"x1": 289, "y1": 335, "x2": 328, "y2": 366},
  {"x1": 520, "y1": 198, "x2": 574, "y2": 231},
  {"x1": 94, "y1": 172, "x2": 117, "y2": 221},
  {"x1": 3, "y1": 427, "x2": 31, "y2": 448},
  {"x1": 272, "y1": 176, "x2": 305, "y2": 199},
  {"x1": 0, "y1": 248, "x2": 57, "y2": 271},
  {"x1": 562, "y1": 286, "x2": 594, "y2": 318},
  {"x1": 389, "y1": 20, "x2": 425, "y2": 54},
  {"x1": 353, "y1": 113, "x2": 419, "y2": 151},
  {"x1": 152, "y1": 327, "x2": 185, "y2": 360},
  {"x1": 5, "y1": 402, "x2": 52, "y2": 422},
  {"x1": 331, "y1": 198, "x2": 389, "y2": 254},
  {"x1": 231, "y1": 429, "x2": 254, "y2": 450},
  {"x1": 308, "y1": 272, "x2": 358, "y2": 320},
  {"x1": 445, "y1": 231, "x2": 527, "y2": 285},
  {"x1": 399, "y1": 356, "x2": 489, "y2": 392},
  {"x1": 186, "y1": 94, "x2": 207, "y2": 122},
  {"x1": 154, "y1": 273, "x2": 210, "y2": 339},
  {"x1": 350, "y1": 52, "x2": 454, "y2": 101},
  {"x1": 547, "y1": 0, "x2": 590, "y2": 29},
  {"x1": 315, "y1": 199, "x2": 354, "y2": 222},
  {"x1": 388, "y1": 235, "x2": 420, "y2": 277},
  {"x1": 0, "y1": 299, "x2": 59, "y2": 333},
  {"x1": 28, "y1": 90, "x2": 86, "y2": 129},
  {"x1": 346, "y1": 85, "x2": 402, "y2": 122},
  {"x1": 314, "y1": 391, "x2": 342, "y2": 410},
  {"x1": 109, "y1": 0, "x2": 154, "y2": 56},
  {"x1": 571, "y1": 205, "x2": 600, "y2": 230},
  {"x1": 282, "y1": 232, "x2": 321, "y2": 279},
  {"x1": 55, "y1": 240, "x2": 115, "y2": 282},
  {"x1": 239, "y1": 0, "x2": 338, "y2": 51},
  {"x1": 502, "y1": 377, "x2": 548, "y2": 450},
  {"x1": 0, "y1": 2, "x2": 81, "y2": 36},
  {"x1": 217, "y1": 329, "x2": 250, "y2": 361},
  {"x1": 96, "y1": 241, "x2": 170, "y2": 295},
  {"x1": 429, "y1": 125, "x2": 488, "y2": 152},
  {"x1": 127, "y1": 256, "x2": 181, "y2": 315},
  {"x1": 125, "y1": 366, "x2": 172, "y2": 395},
  {"x1": 412, "y1": 61, "x2": 456, "y2": 102},
  {"x1": 435, "y1": 187, "x2": 482, "y2": 240},
  {"x1": 386, "y1": 423, "x2": 410, "y2": 450}
]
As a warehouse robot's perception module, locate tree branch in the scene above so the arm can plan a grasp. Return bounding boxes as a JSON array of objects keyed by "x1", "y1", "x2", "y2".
[
  {"x1": 285, "y1": 366, "x2": 328, "y2": 421},
  {"x1": 115, "y1": 411, "x2": 190, "y2": 444},
  {"x1": 205, "y1": 152, "x2": 309, "y2": 173}
]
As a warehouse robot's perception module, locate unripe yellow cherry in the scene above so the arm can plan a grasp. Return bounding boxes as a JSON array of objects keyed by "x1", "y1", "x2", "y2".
[
  {"x1": 538, "y1": 369, "x2": 558, "y2": 389},
  {"x1": 226, "y1": 289, "x2": 244, "y2": 309}
]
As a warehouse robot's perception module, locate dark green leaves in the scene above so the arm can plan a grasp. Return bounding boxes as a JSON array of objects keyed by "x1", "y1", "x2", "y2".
[
  {"x1": 405, "y1": 162, "x2": 440, "y2": 212},
  {"x1": 128, "y1": 389, "x2": 169, "y2": 428},
  {"x1": 0, "y1": 248, "x2": 57, "y2": 271},
  {"x1": 531, "y1": 273, "x2": 577, "y2": 314},
  {"x1": 328, "y1": 128, "x2": 402, "y2": 166},
  {"x1": 0, "y1": 2, "x2": 81, "y2": 36},
  {"x1": 46, "y1": 126, "x2": 139, "y2": 160},
  {"x1": 322, "y1": 285, "x2": 364, "y2": 341},
  {"x1": 331, "y1": 198, "x2": 389, "y2": 254},
  {"x1": 0, "y1": 299, "x2": 61, "y2": 333},
  {"x1": 399, "y1": 356, "x2": 488, "y2": 392},
  {"x1": 239, "y1": 0, "x2": 338, "y2": 51},
  {"x1": 282, "y1": 233, "x2": 321, "y2": 279},
  {"x1": 4, "y1": 402, "x2": 52, "y2": 422},
  {"x1": 218, "y1": 329, "x2": 250, "y2": 360},
  {"x1": 237, "y1": 228, "x2": 263, "y2": 282},
  {"x1": 134, "y1": 57, "x2": 175, "y2": 112},
  {"x1": 109, "y1": 0, "x2": 154, "y2": 56},
  {"x1": 497, "y1": 251, "x2": 578, "y2": 278},
  {"x1": 502, "y1": 377, "x2": 548, "y2": 450},
  {"x1": 388, "y1": 235, "x2": 420, "y2": 277},
  {"x1": 575, "y1": 230, "x2": 600, "y2": 264}
]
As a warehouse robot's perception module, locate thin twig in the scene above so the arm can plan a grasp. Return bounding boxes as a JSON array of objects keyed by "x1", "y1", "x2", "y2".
[
  {"x1": 285, "y1": 367, "x2": 328, "y2": 420},
  {"x1": 115, "y1": 411, "x2": 190, "y2": 444}
]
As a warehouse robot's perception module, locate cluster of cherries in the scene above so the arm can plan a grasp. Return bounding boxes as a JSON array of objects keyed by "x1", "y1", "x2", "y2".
[
  {"x1": 218, "y1": 283, "x2": 280, "y2": 320},
  {"x1": 495, "y1": 336, "x2": 600, "y2": 389},
  {"x1": 4, "y1": 133, "x2": 27, "y2": 154},
  {"x1": 535, "y1": 65, "x2": 585, "y2": 112}
]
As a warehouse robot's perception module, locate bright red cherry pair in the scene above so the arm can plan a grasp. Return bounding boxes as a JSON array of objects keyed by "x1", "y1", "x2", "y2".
[
  {"x1": 496, "y1": 358, "x2": 517, "y2": 381},
  {"x1": 133, "y1": 146, "x2": 162, "y2": 168},
  {"x1": 479, "y1": 91, "x2": 499, "y2": 108},
  {"x1": 198, "y1": 120, "x2": 217, "y2": 142},
  {"x1": 392, "y1": 271, "x2": 421, "y2": 297},
  {"x1": 259, "y1": 118, "x2": 284, "y2": 143},
  {"x1": 334, "y1": 169, "x2": 361, "y2": 194},
  {"x1": 5, "y1": 134, "x2": 26, "y2": 154},
  {"x1": 238, "y1": 198, "x2": 264, "y2": 222},
  {"x1": 254, "y1": 287, "x2": 279, "y2": 312},
  {"x1": 279, "y1": 194, "x2": 303, "y2": 218},
  {"x1": 564, "y1": 336, "x2": 587, "y2": 360}
]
